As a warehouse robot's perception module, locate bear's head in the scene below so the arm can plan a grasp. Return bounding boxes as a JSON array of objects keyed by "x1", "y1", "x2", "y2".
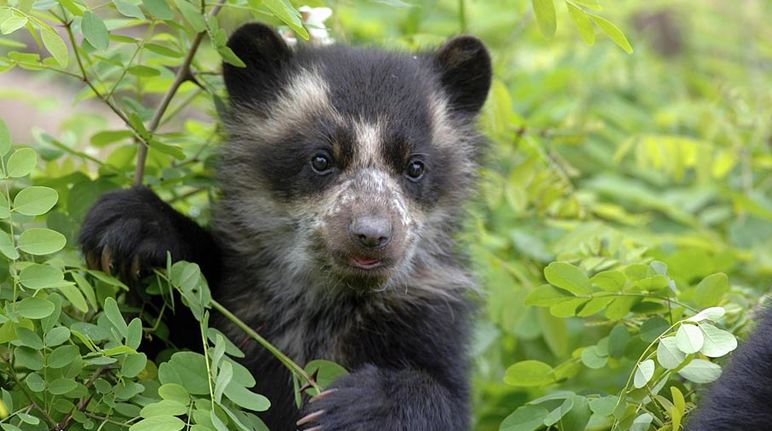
[{"x1": 217, "y1": 23, "x2": 491, "y2": 291}]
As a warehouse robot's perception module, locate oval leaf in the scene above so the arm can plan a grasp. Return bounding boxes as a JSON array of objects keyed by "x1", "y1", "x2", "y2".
[
  {"x1": 544, "y1": 262, "x2": 591, "y2": 295},
  {"x1": 6, "y1": 148, "x2": 37, "y2": 178},
  {"x1": 675, "y1": 323, "x2": 704, "y2": 354},
  {"x1": 504, "y1": 360, "x2": 554, "y2": 387},
  {"x1": 18, "y1": 228, "x2": 66, "y2": 255},
  {"x1": 13, "y1": 186, "x2": 58, "y2": 216},
  {"x1": 633, "y1": 359, "x2": 655, "y2": 389}
]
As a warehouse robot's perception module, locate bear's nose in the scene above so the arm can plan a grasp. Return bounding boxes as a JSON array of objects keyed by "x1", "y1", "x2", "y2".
[{"x1": 349, "y1": 216, "x2": 392, "y2": 248}]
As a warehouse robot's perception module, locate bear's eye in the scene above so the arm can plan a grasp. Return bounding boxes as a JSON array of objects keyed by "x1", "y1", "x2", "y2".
[
  {"x1": 311, "y1": 153, "x2": 332, "y2": 174},
  {"x1": 405, "y1": 159, "x2": 426, "y2": 181}
]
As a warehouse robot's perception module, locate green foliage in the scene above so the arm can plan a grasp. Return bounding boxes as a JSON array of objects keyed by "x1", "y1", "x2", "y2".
[{"x1": 0, "y1": 1, "x2": 769, "y2": 431}]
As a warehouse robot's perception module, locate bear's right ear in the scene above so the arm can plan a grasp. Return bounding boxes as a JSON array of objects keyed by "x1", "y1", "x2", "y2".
[{"x1": 223, "y1": 23, "x2": 292, "y2": 105}]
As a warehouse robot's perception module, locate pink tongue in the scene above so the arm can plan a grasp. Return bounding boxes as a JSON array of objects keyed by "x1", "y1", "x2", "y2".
[{"x1": 354, "y1": 257, "x2": 380, "y2": 266}]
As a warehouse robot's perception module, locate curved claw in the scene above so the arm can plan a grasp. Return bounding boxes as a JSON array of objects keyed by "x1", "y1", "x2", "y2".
[
  {"x1": 100, "y1": 246, "x2": 113, "y2": 275},
  {"x1": 85, "y1": 251, "x2": 100, "y2": 270},
  {"x1": 309, "y1": 389, "x2": 338, "y2": 403},
  {"x1": 296, "y1": 410, "x2": 325, "y2": 427}
]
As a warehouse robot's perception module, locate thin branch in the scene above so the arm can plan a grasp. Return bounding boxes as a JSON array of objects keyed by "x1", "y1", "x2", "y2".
[
  {"x1": 1, "y1": 356, "x2": 57, "y2": 428},
  {"x1": 52, "y1": 366, "x2": 109, "y2": 431},
  {"x1": 63, "y1": 21, "x2": 132, "y2": 127},
  {"x1": 133, "y1": 0, "x2": 226, "y2": 186},
  {"x1": 210, "y1": 299, "x2": 322, "y2": 393}
]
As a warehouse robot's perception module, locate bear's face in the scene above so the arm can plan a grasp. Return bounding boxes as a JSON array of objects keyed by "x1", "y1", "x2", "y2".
[{"x1": 218, "y1": 24, "x2": 491, "y2": 289}]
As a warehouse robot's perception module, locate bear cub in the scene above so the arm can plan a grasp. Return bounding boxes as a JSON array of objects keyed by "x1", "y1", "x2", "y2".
[{"x1": 80, "y1": 23, "x2": 491, "y2": 431}]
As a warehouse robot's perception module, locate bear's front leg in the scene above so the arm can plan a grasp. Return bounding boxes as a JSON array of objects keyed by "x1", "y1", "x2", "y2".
[{"x1": 297, "y1": 364, "x2": 468, "y2": 431}]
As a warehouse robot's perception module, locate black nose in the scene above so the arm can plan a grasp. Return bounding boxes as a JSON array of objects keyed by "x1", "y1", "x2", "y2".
[{"x1": 349, "y1": 216, "x2": 392, "y2": 248}]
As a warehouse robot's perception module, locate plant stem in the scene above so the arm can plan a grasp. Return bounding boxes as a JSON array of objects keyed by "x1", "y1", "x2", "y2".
[
  {"x1": 132, "y1": 0, "x2": 225, "y2": 186},
  {"x1": 210, "y1": 299, "x2": 321, "y2": 392}
]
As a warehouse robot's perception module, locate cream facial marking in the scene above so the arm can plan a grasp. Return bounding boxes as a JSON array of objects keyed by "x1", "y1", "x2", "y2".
[
  {"x1": 353, "y1": 120, "x2": 383, "y2": 168},
  {"x1": 226, "y1": 68, "x2": 343, "y2": 146}
]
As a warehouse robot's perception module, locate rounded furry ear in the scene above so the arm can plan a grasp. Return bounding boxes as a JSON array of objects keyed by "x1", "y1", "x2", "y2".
[
  {"x1": 223, "y1": 23, "x2": 292, "y2": 105},
  {"x1": 433, "y1": 36, "x2": 492, "y2": 114}
]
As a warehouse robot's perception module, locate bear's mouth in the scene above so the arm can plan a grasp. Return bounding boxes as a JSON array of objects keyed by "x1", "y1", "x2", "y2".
[{"x1": 351, "y1": 256, "x2": 383, "y2": 270}]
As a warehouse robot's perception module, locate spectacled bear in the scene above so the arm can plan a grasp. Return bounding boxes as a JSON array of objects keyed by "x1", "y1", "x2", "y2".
[
  {"x1": 79, "y1": 23, "x2": 491, "y2": 431},
  {"x1": 686, "y1": 307, "x2": 772, "y2": 430}
]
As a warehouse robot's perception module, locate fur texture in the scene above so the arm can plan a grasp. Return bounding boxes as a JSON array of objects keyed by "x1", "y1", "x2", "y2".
[
  {"x1": 80, "y1": 23, "x2": 491, "y2": 431},
  {"x1": 686, "y1": 308, "x2": 772, "y2": 430}
]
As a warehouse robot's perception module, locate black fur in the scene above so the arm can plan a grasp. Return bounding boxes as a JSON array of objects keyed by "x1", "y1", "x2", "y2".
[
  {"x1": 686, "y1": 308, "x2": 772, "y2": 430},
  {"x1": 80, "y1": 23, "x2": 491, "y2": 431}
]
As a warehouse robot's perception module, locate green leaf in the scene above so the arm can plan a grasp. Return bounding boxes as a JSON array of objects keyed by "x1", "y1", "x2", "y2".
[
  {"x1": 6, "y1": 148, "x2": 37, "y2": 177},
  {"x1": 544, "y1": 262, "x2": 591, "y2": 295},
  {"x1": 689, "y1": 306, "x2": 726, "y2": 322},
  {"x1": 0, "y1": 118, "x2": 11, "y2": 156},
  {"x1": 675, "y1": 323, "x2": 704, "y2": 354},
  {"x1": 608, "y1": 324, "x2": 630, "y2": 358},
  {"x1": 126, "y1": 317, "x2": 142, "y2": 349},
  {"x1": 671, "y1": 386, "x2": 686, "y2": 431},
  {"x1": 589, "y1": 395, "x2": 618, "y2": 416},
  {"x1": 639, "y1": 316, "x2": 670, "y2": 342},
  {"x1": 145, "y1": 43, "x2": 182, "y2": 57},
  {"x1": 678, "y1": 359, "x2": 722, "y2": 384},
  {"x1": 257, "y1": 0, "x2": 309, "y2": 40},
  {"x1": 656, "y1": 337, "x2": 685, "y2": 370},
  {"x1": 127, "y1": 65, "x2": 160, "y2": 77},
  {"x1": 158, "y1": 352, "x2": 210, "y2": 394},
  {"x1": 631, "y1": 413, "x2": 653, "y2": 431},
  {"x1": 19, "y1": 264, "x2": 66, "y2": 289},
  {"x1": 129, "y1": 416, "x2": 185, "y2": 431},
  {"x1": 0, "y1": 231, "x2": 19, "y2": 260},
  {"x1": 13, "y1": 186, "x2": 58, "y2": 216},
  {"x1": 57, "y1": 284, "x2": 88, "y2": 313},
  {"x1": 47, "y1": 345, "x2": 79, "y2": 368},
  {"x1": 16, "y1": 413, "x2": 38, "y2": 425},
  {"x1": 580, "y1": 346, "x2": 607, "y2": 369},
  {"x1": 560, "y1": 395, "x2": 591, "y2": 431},
  {"x1": 218, "y1": 46, "x2": 246, "y2": 68},
  {"x1": 524, "y1": 284, "x2": 572, "y2": 306},
  {"x1": 699, "y1": 323, "x2": 738, "y2": 358},
  {"x1": 72, "y1": 273, "x2": 98, "y2": 310},
  {"x1": 18, "y1": 228, "x2": 66, "y2": 255},
  {"x1": 113, "y1": 0, "x2": 145, "y2": 19},
  {"x1": 48, "y1": 378, "x2": 77, "y2": 395},
  {"x1": 633, "y1": 359, "x2": 654, "y2": 388},
  {"x1": 532, "y1": 0, "x2": 557, "y2": 37},
  {"x1": 694, "y1": 273, "x2": 729, "y2": 307},
  {"x1": 103, "y1": 297, "x2": 128, "y2": 337},
  {"x1": 566, "y1": 1, "x2": 595, "y2": 44},
  {"x1": 588, "y1": 14, "x2": 633, "y2": 53},
  {"x1": 40, "y1": 26, "x2": 69, "y2": 67},
  {"x1": 1, "y1": 15, "x2": 27, "y2": 35},
  {"x1": 140, "y1": 400, "x2": 188, "y2": 418},
  {"x1": 121, "y1": 353, "x2": 148, "y2": 378},
  {"x1": 16, "y1": 297, "x2": 55, "y2": 319},
  {"x1": 44, "y1": 327, "x2": 71, "y2": 346},
  {"x1": 504, "y1": 360, "x2": 554, "y2": 387},
  {"x1": 303, "y1": 359, "x2": 349, "y2": 390},
  {"x1": 543, "y1": 397, "x2": 573, "y2": 426},
  {"x1": 158, "y1": 384, "x2": 189, "y2": 404},
  {"x1": 81, "y1": 11, "x2": 110, "y2": 51},
  {"x1": 500, "y1": 405, "x2": 548, "y2": 431},
  {"x1": 223, "y1": 384, "x2": 270, "y2": 412},
  {"x1": 214, "y1": 360, "x2": 232, "y2": 403},
  {"x1": 174, "y1": 0, "x2": 206, "y2": 32},
  {"x1": 24, "y1": 372, "x2": 45, "y2": 391},
  {"x1": 142, "y1": 0, "x2": 174, "y2": 20},
  {"x1": 14, "y1": 327, "x2": 43, "y2": 349}
]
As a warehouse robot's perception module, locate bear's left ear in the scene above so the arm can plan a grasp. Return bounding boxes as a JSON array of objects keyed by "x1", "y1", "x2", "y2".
[{"x1": 433, "y1": 36, "x2": 492, "y2": 114}]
